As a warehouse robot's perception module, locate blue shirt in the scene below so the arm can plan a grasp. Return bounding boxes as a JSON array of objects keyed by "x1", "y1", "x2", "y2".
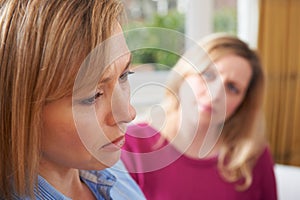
[
  {"x1": 13, "y1": 160, "x2": 146, "y2": 200},
  {"x1": 106, "y1": 160, "x2": 146, "y2": 200}
]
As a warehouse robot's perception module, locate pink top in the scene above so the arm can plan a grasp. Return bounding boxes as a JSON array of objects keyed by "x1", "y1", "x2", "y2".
[{"x1": 122, "y1": 123, "x2": 277, "y2": 200}]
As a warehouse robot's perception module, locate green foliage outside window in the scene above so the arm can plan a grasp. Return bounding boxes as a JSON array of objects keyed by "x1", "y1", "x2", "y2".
[
  {"x1": 214, "y1": 7, "x2": 237, "y2": 34},
  {"x1": 125, "y1": 7, "x2": 236, "y2": 70},
  {"x1": 125, "y1": 10, "x2": 185, "y2": 70}
]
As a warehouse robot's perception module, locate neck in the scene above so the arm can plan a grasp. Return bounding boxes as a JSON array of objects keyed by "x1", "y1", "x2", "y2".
[
  {"x1": 167, "y1": 120, "x2": 222, "y2": 159},
  {"x1": 39, "y1": 159, "x2": 96, "y2": 200}
]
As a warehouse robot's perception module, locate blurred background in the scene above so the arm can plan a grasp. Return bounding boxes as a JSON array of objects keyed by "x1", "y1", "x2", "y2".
[
  {"x1": 122, "y1": 0, "x2": 300, "y2": 169},
  {"x1": 124, "y1": 0, "x2": 238, "y2": 69}
]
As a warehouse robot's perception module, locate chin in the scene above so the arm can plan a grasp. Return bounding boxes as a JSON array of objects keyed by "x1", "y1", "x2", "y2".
[{"x1": 94, "y1": 151, "x2": 121, "y2": 168}]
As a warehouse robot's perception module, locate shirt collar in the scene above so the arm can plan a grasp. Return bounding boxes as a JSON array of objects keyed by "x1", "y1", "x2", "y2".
[{"x1": 35, "y1": 170, "x2": 116, "y2": 200}]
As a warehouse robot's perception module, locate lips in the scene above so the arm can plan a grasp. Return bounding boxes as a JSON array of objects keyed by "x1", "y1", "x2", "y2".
[
  {"x1": 198, "y1": 103, "x2": 213, "y2": 113},
  {"x1": 101, "y1": 136, "x2": 125, "y2": 151}
]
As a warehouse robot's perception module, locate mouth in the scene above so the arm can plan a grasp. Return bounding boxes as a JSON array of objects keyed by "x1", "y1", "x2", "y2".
[
  {"x1": 198, "y1": 104, "x2": 214, "y2": 113},
  {"x1": 101, "y1": 136, "x2": 125, "y2": 152}
]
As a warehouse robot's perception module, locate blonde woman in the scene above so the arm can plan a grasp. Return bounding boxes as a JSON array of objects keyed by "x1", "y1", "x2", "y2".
[
  {"x1": 0, "y1": 0, "x2": 146, "y2": 199},
  {"x1": 122, "y1": 34, "x2": 277, "y2": 200}
]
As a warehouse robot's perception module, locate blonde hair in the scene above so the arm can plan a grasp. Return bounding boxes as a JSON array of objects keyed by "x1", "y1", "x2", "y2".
[
  {"x1": 162, "y1": 33, "x2": 266, "y2": 190},
  {"x1": 0, "y1": 0, "x2": 123, "y2": 199}
]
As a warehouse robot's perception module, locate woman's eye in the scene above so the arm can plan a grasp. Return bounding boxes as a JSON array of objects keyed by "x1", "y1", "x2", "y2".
[
  {"x1": 119, "y1": 71, "x2": 134, "y2": 83},
  {"x1": 227, "y1": 83, "x2": 240, "y2": 94},
  {"x1": 80, "y1": 92, "x2": 103, "y2": 105},
  {"x1": 201, "y1": 70, "x2": 216, "y2": 81}
]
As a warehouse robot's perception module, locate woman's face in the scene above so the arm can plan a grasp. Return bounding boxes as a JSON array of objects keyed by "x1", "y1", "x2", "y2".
[
  {"x1": 179, "y1": 54, "x2": 252, "y2": 126},
  {"x1": 41, "y1": 24, "x2": 136, "y2": 171}
]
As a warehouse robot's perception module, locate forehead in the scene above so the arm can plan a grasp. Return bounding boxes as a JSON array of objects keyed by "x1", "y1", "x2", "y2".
[
  {"x1": 107, "y1": 23, "x2": 130, "y2": 60},
  {"x1": 98, "y1": 24, "x2": 129, "y2": 77},
  {"x1": 94, "y1": 23, "x2": 130, "y2": 78},
  {"x1": 214, "y1": 54, "x2": 252, "y2": 86},
  {"x1": 72, "y1": 24, "x2": 130, "y2": 97}
]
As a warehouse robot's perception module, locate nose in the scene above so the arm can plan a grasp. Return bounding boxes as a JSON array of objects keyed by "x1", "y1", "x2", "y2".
[
  {"x1": 207, "y1": 78, "x2": 224, "y2": 103},
  {"x1": 128, "y1": 104, "x2": 136, "y2": 121},
  {"x1": 107, "y1": 85, "x2": 136, "y2": 125}
]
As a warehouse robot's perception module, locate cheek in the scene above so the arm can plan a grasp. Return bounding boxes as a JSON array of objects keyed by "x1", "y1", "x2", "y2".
[
  {"x1": 45, "y1": 124, "x2": 81, "y2": 149},
  {"x1": 41, "y1": 108, "x2": 88, "y2": 160},
  {"x1": 225, "y1": 97, "x2": 243, "y2": 118},
  {"x1": 42, "y1": 107, "x2": 80, "y2": 145},
  {"x1": 179, "y1": 82, "x2": 196, "y2": 110},
  {"x1": 184, "y1": 77, "x2": 208, "y2": 100},
  {"x1": 187, "y1": 76, "x2": 200, "y2": 89},
  {"x1": 74, "y1": 106, "x2": 109, "y2": 152}
]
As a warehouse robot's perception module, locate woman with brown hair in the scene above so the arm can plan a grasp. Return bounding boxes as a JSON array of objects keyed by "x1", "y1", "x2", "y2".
[
  {"x1": 122, "y1": 33, "x2": 277, "y2": 200},
  {"x1": 0, "y1": 0, "x2": 145, "y2": 199}
]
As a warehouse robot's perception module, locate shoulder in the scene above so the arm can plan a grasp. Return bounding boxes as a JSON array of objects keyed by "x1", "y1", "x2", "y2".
[
  {"x1": 106, "y1": 161, "x2": 146, "y2": 200},
  {"x1": 122, "y1": 123, "x2": 168, "y2": 175},
  {"x1": 255, "y1": 146, "x2": 275, "y2": 168},
  {"x1": 252, "y1": 145, "x2": 276, "y2": 183},
  {"x1": 251, "y1": 147, "x2": 277, "y2": 199}
]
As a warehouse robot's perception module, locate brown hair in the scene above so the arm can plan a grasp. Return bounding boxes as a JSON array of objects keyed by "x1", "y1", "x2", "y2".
[
  {"x1": 162, "y1": 33, "x2": 266, "y2": 190},
  {"x1": 0, "y1": 0, "x2": 123, "y2": 199}
]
